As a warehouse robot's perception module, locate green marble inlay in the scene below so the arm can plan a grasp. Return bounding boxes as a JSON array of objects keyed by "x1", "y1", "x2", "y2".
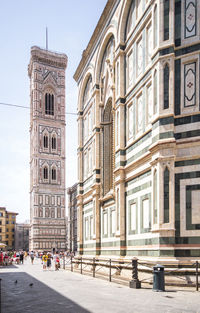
[
  {"x1": 152, "y1": 131, "x2": 174, "y2": 144},
  {"x1": 186, "y1": 185, "x2": 200, "y2": 230},
  {"x1": 126, "y1": 181, "x2": 151, "y2": 197},
  {"x1": 175, "y1": 159, "x2": 200, "y2": 167},
  {"x1": 175, "y1": 113, "x2": 200, "y2": 126},
  {"x1": 101, "y1": 241, "x2": 120, "y2": 248},
  {"x1": 126, "y1": 131, "x2": 151, "y2": 155},
  {"x1": 175, "y1": 129, "x2": 200, "y2": 140},
  {"x1": 175, "y1": 171, "x2": 200, "y2": 238},
  {"x1": 152, "y1": 116, "x2": 174, "y2": 130},
  {"x1": 126, "y1": 146, "x2": 150, "y2": 166},
  {"x1": 125, "y1": 170, "x2": 151, "y2": 188}
]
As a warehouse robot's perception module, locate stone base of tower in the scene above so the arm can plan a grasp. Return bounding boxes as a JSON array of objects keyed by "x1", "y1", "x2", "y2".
[{"x1": 30, "y1": 219, "x2": 66, "y2": 251}]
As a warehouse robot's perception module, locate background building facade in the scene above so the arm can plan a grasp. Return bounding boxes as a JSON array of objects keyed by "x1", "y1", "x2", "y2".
[
  {"x1": 15, "y1": 223, "x2": 30, "y2": 251},
  {"x1": 67, "y1": 183, "x2": 78, "y2": 253},
  {"x1": 0, "y1": 207, "x2": 18, "y2": 250},
  {"x1": 29, "y1": 46, "x2": 68, "y2": 251},
  {"x1": 74, "y1": 0, "x2": 200, "y2": 259}
]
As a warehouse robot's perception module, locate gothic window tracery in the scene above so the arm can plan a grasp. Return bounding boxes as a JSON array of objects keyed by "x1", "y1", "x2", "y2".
[
  {"x1": 45, "y1": 92, "x2": 54, "y2": 115},
  {"x1": 43, "y1": 166, "x2": 48, "y2": 180},
  {"x1": 99, "y1": 36, "x2": 114, "y2": 103},
  {"x1": 102, "y1": 100, "x2": 113, "y2": 195},
  {"x1": 52, "y1": 135, "x2": 56, "y2": 150},
  {"x1": 51, "y1": 167, "x2": 56, "y2": 181},
  {"x1": 125, "y1": 0, "x2": 136, "y2": 40},
  {"x1": 164, "y1": 63, "x2": 169, "y2": 109},
  {"x1": 43, "y1": 134, "x2": 48, "y2": 149},
  {"x1": 83, "y1": 75, "x2": 92, "y2": 108}
]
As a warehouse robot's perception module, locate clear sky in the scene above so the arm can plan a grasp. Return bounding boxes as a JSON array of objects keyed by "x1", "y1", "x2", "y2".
[{"x1": 0, "y1": 0, "x2": 107, "y2": 222}]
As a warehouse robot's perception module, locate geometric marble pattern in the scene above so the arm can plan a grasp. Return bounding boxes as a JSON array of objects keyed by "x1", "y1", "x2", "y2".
[{"x1": 185, "y1": 0, "x2": 197, "y2": 38}]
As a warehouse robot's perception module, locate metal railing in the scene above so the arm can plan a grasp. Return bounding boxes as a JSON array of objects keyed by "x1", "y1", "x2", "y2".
[{"x1": 62, "y1": 256, "x2": 199, "y2": 291}]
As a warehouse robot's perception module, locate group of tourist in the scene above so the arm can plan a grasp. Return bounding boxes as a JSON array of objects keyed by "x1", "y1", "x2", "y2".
[{"x1": 0, "y1": 249, "x2": 74, "y2": 269}]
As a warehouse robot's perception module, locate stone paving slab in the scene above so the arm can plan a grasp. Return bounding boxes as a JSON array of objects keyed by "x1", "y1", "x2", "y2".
[{"x1": 1, "y1": 258, "x2": 200, "y2": 313}]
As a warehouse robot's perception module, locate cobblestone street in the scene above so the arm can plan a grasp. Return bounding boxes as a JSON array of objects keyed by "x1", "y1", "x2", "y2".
[{"x1": 1, "y1": 258, "x2": 200, "y2": 313}]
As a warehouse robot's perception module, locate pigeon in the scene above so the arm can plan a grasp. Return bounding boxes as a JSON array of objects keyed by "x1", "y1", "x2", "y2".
[
  {"x1": 14, "y1": 280, "x2": 18, "y2": 284},
  {"x1": 29, "y1": 283, "x2": 33, "y2": 287}
]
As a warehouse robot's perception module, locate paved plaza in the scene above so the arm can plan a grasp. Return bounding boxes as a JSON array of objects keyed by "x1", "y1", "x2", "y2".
[{"x1": 1, "y1": 258, "x2": 200, "y2": 313}]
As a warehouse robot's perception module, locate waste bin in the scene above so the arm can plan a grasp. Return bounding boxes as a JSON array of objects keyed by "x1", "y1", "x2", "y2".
[{"x1": 153, "y1": 264, "x2": 165, "y2": 292}]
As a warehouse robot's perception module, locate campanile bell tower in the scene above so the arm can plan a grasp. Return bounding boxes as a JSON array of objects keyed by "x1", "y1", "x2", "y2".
[{"x1": 28, "y1": 46, "x2": 68, "y2": 251}]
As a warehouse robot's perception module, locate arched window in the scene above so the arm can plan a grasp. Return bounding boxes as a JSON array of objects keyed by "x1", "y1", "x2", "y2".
[
  {"x1": 45, "y1": 93, "x2": 54, "y2": 115},
  {"x1": 43, "y1": 167, "x2": 48, "y2": 180},
  {"x1": 43, "y1": 135, "x2": 48, "y2": 149},
  {"x1": 153, "y1": 70, "x2": 157, "y2": 114},
  {"x1": 125, "y1": 0, "x2": 136, "y2": 40},
  {"x1": 83, "y1": 76, "x2": 92, "y2": 108},
  {"x1": 164, "y1": 167, "x2": 169, "y2": 223},
  {"x1": 102, "y1": 100, "x2": 113, "y2": 195},
  {"x1": 163, "y1": 64, "x2": 169, "y2": 109},
  {"x1": 51, "y1": 209, "x2": 55, "y2": 218},
  {"x1": 52, "y1": 136, "x2": 56, "y2": 150},
  {"x1": 153, "y1": 169, "x2": 158, "y2": 224},
  {"x1": 99, "y1": 36, "x2": 114, "y2": 101},
  {"x1": 52, "y1": 168, "x2": 56, "y2": 181}
]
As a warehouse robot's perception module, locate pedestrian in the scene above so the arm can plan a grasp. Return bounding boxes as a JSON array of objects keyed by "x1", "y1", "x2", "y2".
[
  {"x1": 0, "y1": 251, "x2": 3, "y2": 266},
  {"x1": 53, "y1": 252, "x2": 60, "y2": 271},
  {"x1": 42, "y1": 252, "x2": 48, "y2": 270},
  {"x1": 47, "y1": 253, "x2": 52, "y2": 270},
  {"x1": 4, "y1": 253, "x2": 9, "y2": 266},
  {"x1": 30, "y1": 251, "x2": 34, "y2": 264},
  {"x1": 20, "y1": 251, "x2": 24, "y2": 264}
]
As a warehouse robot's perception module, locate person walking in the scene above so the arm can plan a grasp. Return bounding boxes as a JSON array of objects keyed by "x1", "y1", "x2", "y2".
[
  {"x1": 42, "y1": 252, "x2": 48, "y2": 270},
  {"x1": 20, "y1": 251, "x2": 24, "y2": 264},
  {"x1": 30, "y1": 251, "x2": 34, "y2": 264},
  {"x1": 53, "y1": 252, "x2": 60, "y2": 271},
  {"x1": 47, "y1": 253, "x2": 52, "y2": 270}
]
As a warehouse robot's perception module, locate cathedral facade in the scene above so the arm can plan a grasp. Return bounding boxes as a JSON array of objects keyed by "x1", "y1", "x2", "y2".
[
  {"x1": 29, "y1": 46, "x2": 67, "y2": 251},
  {"x1": 74, "y1": 0, "x2": 200, "y2": 259}
]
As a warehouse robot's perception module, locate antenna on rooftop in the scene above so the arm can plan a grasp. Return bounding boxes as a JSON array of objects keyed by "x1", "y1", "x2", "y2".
[{"x1": 46, "y1": 27, "x2": 48, "y2": 50}]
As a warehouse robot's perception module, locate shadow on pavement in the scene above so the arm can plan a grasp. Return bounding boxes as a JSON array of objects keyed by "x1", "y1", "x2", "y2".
[
  {"x1": 1, "y1": 272, "x2": 90, "y2": 313},
  {"x1": 0, "y1": 264, "x2": 18, "y2": 269}
]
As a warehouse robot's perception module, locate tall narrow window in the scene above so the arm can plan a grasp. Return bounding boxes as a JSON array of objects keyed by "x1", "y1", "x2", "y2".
[
  {"x1": 43, "y1": 135, "x2": 48, "y2": 149},
  {"x1": 153, "y1": 70, "x2": 157, "y2": 114},
  {"x1": 45, "y1": 93, "x2": 54, "y2": 115},
  {"x1": 153, "y1": 169, "x2": 158, "y2": 224},
  {"x1": 102, "y1": 101, "x2": 113, "y2": 195},
  {"x1": 164, "y1": 64, "x2": 169, "y2": 109},
  {"x1": 52, "y1": 136, "x2": 56, "y2": 150},
  {"x1": 164, "y1": 0, "x2": 169, "y2": 40},
  {"x1": 164, "y1": 167, "x2": 169, "y2": 223},
  {"x1": 153, "y1": 5, "x2": 158, "y2": 48},
  {"x1": 52, "y1": 168, "x2": 56, "y2": 181},
  {"x1": 43, "y1": 167, "x2": 48, "y2": 180}
]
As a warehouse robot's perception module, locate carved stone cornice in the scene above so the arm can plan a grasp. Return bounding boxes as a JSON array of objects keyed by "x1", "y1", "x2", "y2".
[
  {"x1": 73, "y1": 0, "x2": 119, "y2": 82},
  {"x1": 28, "y1": 46, "x2": 68, "y2": 77}
]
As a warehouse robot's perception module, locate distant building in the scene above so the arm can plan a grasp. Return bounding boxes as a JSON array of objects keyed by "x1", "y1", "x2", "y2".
[
  {"x1": 28, "y1": 46, "x2": 68, "y2": 251},
  {"x1": 65, "y1": 216, "x2": 68, "y2": 250},
  {"x1": 0, "y1": 207, "x2": 18, "y2": 250},
  {"x1": 15, "y1": 223, "x2": 30, "y2": 251},
  {"x1": 67, "y1": 184, "x2": 78, "y2": 253}
]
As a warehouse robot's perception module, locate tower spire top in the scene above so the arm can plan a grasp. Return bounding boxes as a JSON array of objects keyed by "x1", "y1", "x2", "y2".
[{"x1": 46, "y1": 27, "x2": 48, "y2": 50}]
